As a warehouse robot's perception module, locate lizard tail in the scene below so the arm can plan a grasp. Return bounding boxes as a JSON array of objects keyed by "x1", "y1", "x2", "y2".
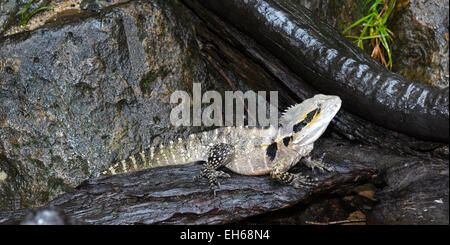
[{"x1": 101, "y1": 137, "x2": 203, "y2": 176}]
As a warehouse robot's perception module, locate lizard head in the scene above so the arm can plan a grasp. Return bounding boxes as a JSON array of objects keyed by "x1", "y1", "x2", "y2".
[{"x1": 280, "y1": 94, "x2": 341, "y2": 146}]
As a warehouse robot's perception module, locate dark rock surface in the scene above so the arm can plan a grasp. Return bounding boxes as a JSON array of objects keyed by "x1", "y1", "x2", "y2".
[
  {"x1": 390, "y1": 0, "x2": 449, "y2": 89},
  {"x1": 0, "y1": 0, "x2": 219, "y2": 211}
]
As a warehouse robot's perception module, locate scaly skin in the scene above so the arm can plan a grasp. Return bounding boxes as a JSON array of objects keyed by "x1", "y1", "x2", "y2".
[{"x1": 102, "y1": 94, "x2": 342, "y2": 188}]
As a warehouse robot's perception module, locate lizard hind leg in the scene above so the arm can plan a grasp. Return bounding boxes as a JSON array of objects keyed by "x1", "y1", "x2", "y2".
[{"x1": 195, "y1": 143, "x2": 233, "y2": 187}]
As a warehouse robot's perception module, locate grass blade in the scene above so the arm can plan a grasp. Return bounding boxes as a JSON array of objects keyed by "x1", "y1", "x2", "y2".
[
  {"x1": 20, "y1": 0, "x2": 35, "y2": 19},
  {"x1": 20, "y1": 1, "x2": 54, "y2": 26},
  {"x1": 343, "y1": 0, "x2": 396, "y2": 69},
  {"x1": 342, "y1": 13, "x2": 375, "y2": 34}
]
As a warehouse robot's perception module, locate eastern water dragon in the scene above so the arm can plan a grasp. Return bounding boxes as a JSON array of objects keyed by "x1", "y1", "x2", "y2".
[{"x1": 101, "y1": 94, "x2": 342, "y2": 188}]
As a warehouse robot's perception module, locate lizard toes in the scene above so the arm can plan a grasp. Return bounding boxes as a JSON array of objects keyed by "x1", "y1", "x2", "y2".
[
  {"x1": 195, "y1": 167, "x2": 229, "y2": 188},
  {"x1": 193, "y1": 174, "x2": 201, "y2": 181},
  {"x1": 315, "y1": 163, "x2": 334, "y2": 173},
  {"x1": 217, "y1": 171, "x2": 231, "y2": 178},
  {"x1": 210, "y1": 179, "x2": 220, "y2": 187},
  {"x1": 290, "y1": 174, "x2": 318, "y2": 188},
  {"x1": 325, "y1": 165, "x2": 335, "y2": 172},
  {"x1": 320, "y1": 162, "x2": 335, "y2": 172}
]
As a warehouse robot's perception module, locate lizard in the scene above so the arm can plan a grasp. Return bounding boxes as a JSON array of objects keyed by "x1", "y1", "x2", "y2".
[{"x1": 101, "y1": 94, "x2": 342, "y2": 188}]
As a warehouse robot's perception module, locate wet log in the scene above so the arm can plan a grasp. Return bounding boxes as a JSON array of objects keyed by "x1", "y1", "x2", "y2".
[{"x1": 0, "y1": 138, "x2": 447, "y2": 225}]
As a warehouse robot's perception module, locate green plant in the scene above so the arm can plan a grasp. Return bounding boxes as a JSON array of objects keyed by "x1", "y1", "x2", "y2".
[
  {"x1": 20, "y1": 0, "x2": 54, "y2": 26},
  {"x1": 343, "y1": 0, "x2": 397, "y2": 69}
]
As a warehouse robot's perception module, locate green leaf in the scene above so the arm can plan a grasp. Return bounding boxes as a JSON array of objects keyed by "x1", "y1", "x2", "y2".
[
  {"x1": 368, "y1": 0, "x2": 383, "y2": 13},
  {"x1": 346, "y1": 35, "x2": 383, "y2": 40},
  {"x1": 356, "y1": 39, "x2": 364, "y2": 50},
  {"x1": 379, "y1": 29, "x2": 393, "y2": 68},
  {"x1": 342, "y1": 13, "x2": 375, "y2": 34}
]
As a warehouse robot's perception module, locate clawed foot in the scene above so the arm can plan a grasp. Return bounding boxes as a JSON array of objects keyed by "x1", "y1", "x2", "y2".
[
  {"x1": 194, "y1": 168, "x2": 230, "y2": 188},
  {"x1": 303, "y1": 154, "x2": 334, "y2": 172},
  {"x1": 290, "y1": 173, "x2": 318, "y2": 189}
]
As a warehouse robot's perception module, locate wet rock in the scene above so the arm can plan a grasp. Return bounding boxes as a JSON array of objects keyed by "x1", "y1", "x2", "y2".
[
  {"x1": 298, "y1": 0, "x2": 449, "y2": 88},
  {"x1": 390, "y1": 0, "x2": 449, "y2": 88},
  {"x1": 2, "y1": 1, "x2": 141, "y2": 37},
  {"x1": 0, "y1": 0, "x2": 219, "y2": 211},
  {"x1": 80, "y1": 0, "x2": 130, "y2": 11}
]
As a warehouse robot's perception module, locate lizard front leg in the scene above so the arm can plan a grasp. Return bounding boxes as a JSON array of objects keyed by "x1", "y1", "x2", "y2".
[
  {"x1": 302, "y1": 154, "x2": 334, "y2": 172},
  {"x1": 195, "y1": 143, "x2": 233, "y2": 187},
  {"x1": 270, "y1": 144, "x2": 318, "y2": 188}
]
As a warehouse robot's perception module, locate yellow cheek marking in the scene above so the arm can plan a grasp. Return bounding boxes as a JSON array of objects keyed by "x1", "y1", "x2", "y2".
[
  {"x1": 295, "y1": 108, "x2": 321, "y2": 126},
  {"x1": 308, "y1": 109, "x2": 321, "y2": 125}
]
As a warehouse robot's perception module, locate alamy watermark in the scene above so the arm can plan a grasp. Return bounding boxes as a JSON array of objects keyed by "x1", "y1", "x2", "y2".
[{"x1": 170, "y1": 83, "x2": 279, "y2": 129}]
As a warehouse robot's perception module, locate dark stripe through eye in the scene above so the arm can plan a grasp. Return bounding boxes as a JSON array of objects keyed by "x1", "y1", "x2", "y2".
[
  {"x1": 293, "y1": 120, "x2": 307, "y2": 133},
  {"x1": 293, "y1": 108, "x2": 321, "y2": 133}
]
